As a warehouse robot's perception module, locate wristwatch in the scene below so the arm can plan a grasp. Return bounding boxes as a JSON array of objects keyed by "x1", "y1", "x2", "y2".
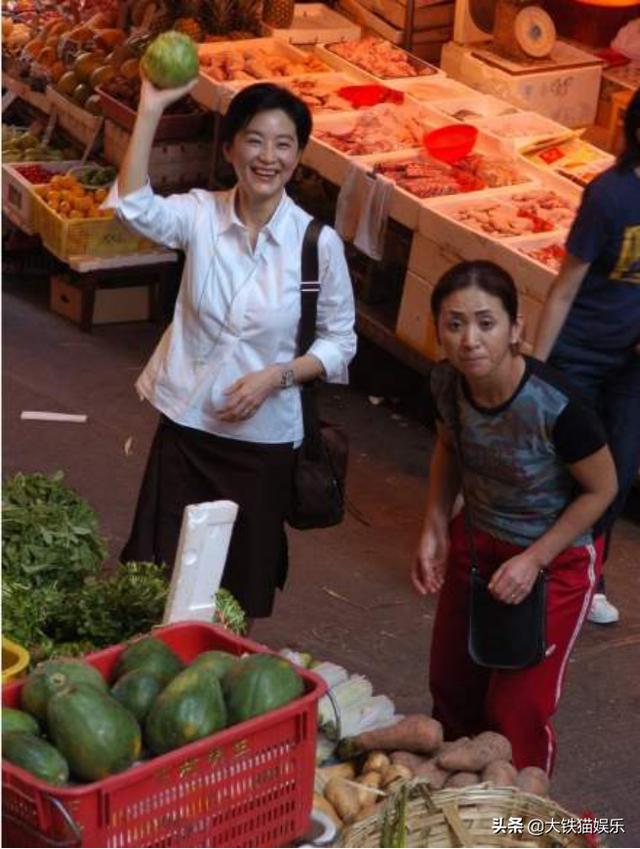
[{"x1": 280, "y1": 368, "x2": 295, "y2": 389}]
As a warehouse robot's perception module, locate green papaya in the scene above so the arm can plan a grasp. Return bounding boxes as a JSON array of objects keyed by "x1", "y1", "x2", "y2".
[
  {"x1": 47, "y1": 684, "x2": 141, "y2": 782},
  {"x1": 189, "y1": 650, "x2": 239, "y2": 679},
  {"x1": 21, "y1": 659, "x2": 108, "y2": 723},
  {"x1": 222, "y1": 654, "x2": 304, "y2": 725},
  {"x1": 114, "y1": 636, "x2": 183, "y2": 685},
  {"x1": 145, "y1": 666, "x2": 227, "y2": 755},
  {"x1": 111, "y1": 669, "x2": 164, "y2": 722},
  {"x1": 2, "y1": 707, "x2": 40, "y2": 737},
  {"x1": 2, "y1": 731, "x2": 69, "y2": 786}
]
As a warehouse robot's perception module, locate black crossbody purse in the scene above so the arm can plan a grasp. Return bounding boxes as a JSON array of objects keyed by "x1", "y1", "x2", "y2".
[
  {"x1": 286, "y1": 219, "x2": 348, "y2": 531},
  {"x1": 451, "y1": 379, "x2": 547, "y2": 670}
]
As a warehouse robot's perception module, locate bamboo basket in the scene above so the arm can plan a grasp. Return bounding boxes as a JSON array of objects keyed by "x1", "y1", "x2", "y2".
[{"x1": 335, "y1": 781, "x2": 593, "y2": 848}]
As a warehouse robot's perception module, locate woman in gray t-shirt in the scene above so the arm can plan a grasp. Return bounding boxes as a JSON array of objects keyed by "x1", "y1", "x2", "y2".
[{"x1": 413, "y1": 260, "x2": 617, "y2": 773}]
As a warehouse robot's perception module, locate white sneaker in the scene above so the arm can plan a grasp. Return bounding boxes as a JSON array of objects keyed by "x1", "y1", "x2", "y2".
[{"x1": 588, "y1": 593, "x2": 620, "y2": 625}]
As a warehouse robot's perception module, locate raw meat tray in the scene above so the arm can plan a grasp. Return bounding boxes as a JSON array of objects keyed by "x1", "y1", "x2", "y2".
[
  {"x1": 428, "y1": 94, "x2": 520, "y2": 123},
  {"x1": 386, "y1": 77, "x2": 472, "y2": 103},
  {"x1": 314, "y1": 39, "x2": 444, "y2": 82}
]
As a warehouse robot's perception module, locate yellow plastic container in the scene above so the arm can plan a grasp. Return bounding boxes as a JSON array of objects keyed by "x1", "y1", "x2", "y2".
[{"x1": 2, "y1": 636, "x2": 30, "y2": 684}]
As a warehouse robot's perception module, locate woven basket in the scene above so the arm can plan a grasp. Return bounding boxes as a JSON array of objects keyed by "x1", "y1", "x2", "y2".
[{"x1": 335, "y1": 781, "x2": 593, "y2": 848}]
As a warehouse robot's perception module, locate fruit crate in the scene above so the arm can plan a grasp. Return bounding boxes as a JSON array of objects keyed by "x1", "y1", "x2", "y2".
[
  {"x1": 96, "y1": 88, "x2": 208, "y2": 142},
  {"x1": 32, "y1": 193, "x2": 155, "y2": 262},
  {"x1": 2, "y1": 621, "x2": 325, "y2": 848},
  {"x1": 2, "y1": 161, "x2": 83, "y2": 235},
  {"x1": 46, "y1": 87, "x2": 104, "y2": 148},
  {"x1": 1, "y1": 637, "x2": 30, "y2": 685}
]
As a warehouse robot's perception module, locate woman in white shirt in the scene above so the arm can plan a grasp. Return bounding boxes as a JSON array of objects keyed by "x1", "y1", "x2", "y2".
[{"x1": 111, "y1": 78, "x2": 357, "y2": 619}]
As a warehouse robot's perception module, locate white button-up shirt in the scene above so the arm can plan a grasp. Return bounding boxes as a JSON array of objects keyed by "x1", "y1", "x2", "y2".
[{"x1": 107, "y1": 182, "x2": 357, "y2": 444}]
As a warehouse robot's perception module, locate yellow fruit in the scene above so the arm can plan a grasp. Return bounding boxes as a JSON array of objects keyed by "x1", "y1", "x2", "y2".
[
  {"x1": 74, "y1": 52, "x2": 104, "y2": 84},
  {"x1": 120, "y1": 58, "x2": 140, "y2": 80},
  {"x1": 89, "y1": 64, "x2": 116, "y2": 90}
]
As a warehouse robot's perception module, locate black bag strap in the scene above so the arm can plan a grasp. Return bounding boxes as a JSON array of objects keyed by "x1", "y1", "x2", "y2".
[
  {"x1": 297, "y1": 218, "x2": 325, "y2": 443},
  {"x1": 450, "y1": 377, "x2": 481, "y2": 575}
]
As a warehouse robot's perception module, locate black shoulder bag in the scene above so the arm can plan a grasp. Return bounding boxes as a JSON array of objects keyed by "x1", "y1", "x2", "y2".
[
  {"x1": 451, "y1": 379, "x2": 547, "y2": 670},
  {"x1": 286, "y1": 219, "x2": 348, "y2": 531}
]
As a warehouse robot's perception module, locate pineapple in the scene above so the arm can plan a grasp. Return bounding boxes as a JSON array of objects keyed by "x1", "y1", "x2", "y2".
[
  {"x1": 208, "y1": 0, "x2": 234, "y2": 34},
  {"x1": 233, "y1": 0, "x2": 262, "y2": 34},
  {"x1": 174, "y1": 16, "x2": 204, "y2": 40}
]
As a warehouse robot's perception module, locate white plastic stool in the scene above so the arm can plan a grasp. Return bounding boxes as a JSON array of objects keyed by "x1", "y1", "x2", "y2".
[{"x1": 162, "y1": 500, "x2": 239, "y2": 624}]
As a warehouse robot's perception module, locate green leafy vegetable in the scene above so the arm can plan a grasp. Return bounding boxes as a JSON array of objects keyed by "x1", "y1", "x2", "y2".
[{"x1": 213, "y1": 589, "x2": 247, "y2": 636}]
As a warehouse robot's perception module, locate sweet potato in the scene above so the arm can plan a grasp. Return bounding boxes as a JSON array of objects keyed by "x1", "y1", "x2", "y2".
[
  {"x1": 516, "y1": 766, "x2": 550, "y2": 797},
  {"x1": 324, "y1": 777, "x2": 361, "y2": 825},
  {"x1": 438, "y1": 732, "x2": 511, "y2": 772},
  {"x1": 412, "y1": 757, "x2": 449, "y2": 790},
  {"x1": 362, "y1": 751, "x2": 391, "y2": 774},
  {"x1": 313, "y1": 792, "x2": 343, "y2": 828},
  {"x1": 339, "y1": 715, "x2": 443, "y2": 759},
  {"x1": 390, "y1": 751, "x2": 429, "y2": 771},
  {"x1": 356, "y1": 771, "x2": 383, "y2": 807},
  {"x1": 381, "y1": 763, "x2": 413, "y2": 788},
  {"x1": 444, "y1": 771, "x2": 480, "y2": 788},
  {"x1": 482, "y1": 760, "x2": 517, "y2": 787}
]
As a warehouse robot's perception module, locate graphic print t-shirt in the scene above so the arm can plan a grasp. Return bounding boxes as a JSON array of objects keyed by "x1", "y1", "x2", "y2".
[
  {"x1": 561, "y1": 166, "x2": 640, "y2": 350},
  {"x1": 429, "y1": 358, "x2": 606, "y2": 547}
]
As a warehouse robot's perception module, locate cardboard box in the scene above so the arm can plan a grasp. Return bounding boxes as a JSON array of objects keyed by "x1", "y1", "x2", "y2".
[
  {"x1": 395, "y1": 269, "x2": 439, "y2": 360},
  {"x1": 50, "y1": 275, "x2": 150, "y2": 326}
]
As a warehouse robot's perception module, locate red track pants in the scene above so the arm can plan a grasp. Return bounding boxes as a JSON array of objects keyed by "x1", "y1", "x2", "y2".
[{"x1": 429, "y1": 513, "x2": 603, "y2": 773}]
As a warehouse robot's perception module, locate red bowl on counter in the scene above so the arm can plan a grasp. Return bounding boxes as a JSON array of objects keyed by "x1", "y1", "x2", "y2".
[{"x1": 423, "y1": 124, "x2": 478, "y2": 163}]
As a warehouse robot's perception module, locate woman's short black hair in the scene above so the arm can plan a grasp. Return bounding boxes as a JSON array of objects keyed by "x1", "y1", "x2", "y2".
[
  {"x1": 431, "y1": 260, "x2": 519, "y2": 323},
  {"x1": 617, "y1": 86, "x2": 640, "y2": 172},
  {"x1": 221, "y1": 82, "x2": 313, "y2": 150}
]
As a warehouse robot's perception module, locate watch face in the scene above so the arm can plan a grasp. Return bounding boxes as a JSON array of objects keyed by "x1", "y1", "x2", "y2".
[{"x1": 282, "y1": 368, "x2": 294, "y2": 388}]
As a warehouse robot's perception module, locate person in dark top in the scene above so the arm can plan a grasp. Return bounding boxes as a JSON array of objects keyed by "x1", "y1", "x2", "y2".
[
  {"x1": 413, "y1": 261, "x2": 617, "y2": 772},
  {"x1": 534, "y1": 86, "x2": 640, "y2": 625}
]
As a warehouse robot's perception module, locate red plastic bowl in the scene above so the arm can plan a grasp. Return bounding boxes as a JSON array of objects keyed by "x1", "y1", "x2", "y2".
[
  {"x1": 423, "y1": 124, "x2": 478, "y2": 163},
  {"x1": 337, "y1": 84, "x2": 404, "y2": 108}
]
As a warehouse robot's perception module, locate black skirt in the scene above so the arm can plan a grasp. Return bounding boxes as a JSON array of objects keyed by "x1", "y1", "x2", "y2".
[{"x1": 121, "y1": 416, "x2": 296, "y2": 617}]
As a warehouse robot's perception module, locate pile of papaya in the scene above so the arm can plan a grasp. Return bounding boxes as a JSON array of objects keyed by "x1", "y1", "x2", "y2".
[{"x1": 1, "y1": 636, "x2": 305, "y2": 786}]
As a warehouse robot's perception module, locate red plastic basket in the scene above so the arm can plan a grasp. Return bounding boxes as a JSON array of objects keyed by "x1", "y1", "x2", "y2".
[{"x1": 2, "y1": 622, "x2": 325, "y2": 848}]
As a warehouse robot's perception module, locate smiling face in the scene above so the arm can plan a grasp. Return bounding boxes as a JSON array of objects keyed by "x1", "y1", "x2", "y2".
[
  {"x1": 437, "y1": 284, "x2": 523, "y2": 386},
  {"x1": 223, "y1": 108, "x2": 301, "y2": 207}
]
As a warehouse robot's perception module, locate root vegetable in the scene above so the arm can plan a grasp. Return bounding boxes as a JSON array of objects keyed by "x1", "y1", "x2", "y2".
[
  {"x1": 516, "y1": 766, "x2": 550, "y2": 797},
  {"x1": 390, "y1": 751, "x2": 429, "y2": 771},
  {"x1": 354, "y1": 801, "x2": 379, "y2": 823},
  {"x1": 362, "y1": 751, "x2": 391, "y2": 774},
  {"x1": 313, "y1": 792, "x2": 342, "y2": 828},
  {"x1": 444, "y1": 771, "x2": 480, "y2": 788},
  {"x1": 338, "y1": 715, "x2": 443, "y2": 759},
  {"x1": 413, "y1": 757, "x2": 449, "y2": 789},
  {"x1": 438, "y1": 732, "x2": 511, "y2": 772},
  {"x1": 316, "y1": 761, "x2": 356, "y2": 790},
  {"x1": 356, "y1": 771, "x2": 383, "y2": 807},
  {"x1": 324, "y1": 777, "x2": 361, "y2": 825},
  {"x1": 381, "y1": 763, "x2": 413, "y2": 788},
  {"x1": 482, "y1": 760, "x2": 517, "y2": 787}
]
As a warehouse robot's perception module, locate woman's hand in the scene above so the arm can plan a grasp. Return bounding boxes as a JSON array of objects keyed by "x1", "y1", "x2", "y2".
[
  {"x1": 138, "y1": 75, "x2": 198, "y2": 118},
  {"x1": 488, "y1": 552, "x2": 543, "y2": 604},
  {"x1": 411, "y1": 527, "x2": 449, "y2": 596},
  {"x1": 217, "y1": 367, "x2": 279, "y2": 422}
]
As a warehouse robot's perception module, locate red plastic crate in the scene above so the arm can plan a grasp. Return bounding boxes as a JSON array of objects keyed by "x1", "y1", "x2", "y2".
[{"x1": 2, "y1": 622, "x2": 325, "y2": 848}]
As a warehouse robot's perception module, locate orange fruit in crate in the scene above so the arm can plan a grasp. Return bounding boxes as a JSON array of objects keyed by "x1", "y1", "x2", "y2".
[
  {"x1": 59, "y1": 189, "x2": 72, "y2": 203},
  {"x1": 69, "y1": 209, "x2": 83, "y2": 219},
  {"x1": 59, "y1": 200, "x2": 72, "y2": 215},
  {"x1": 34, "y1": 185, "x2": 48, "y2": 197},
  {"x1": 93, "y1": 188, "x2": 107, "y2": 203},
  {"x1": 46, "y1": 189, "x2": 60, "y2": 202},
  {"x1": 49, "y1": 174, "x2": 65, "y2": 188},
  {"x1": 72, "y1": 195, "x2": 91, "y2": 212},
  {"x1": 60, "y1": 175, "x2": 75, "y2": 189},
  {"x1": 48, "y1": 199, "x2": 60, "y2": 212}
]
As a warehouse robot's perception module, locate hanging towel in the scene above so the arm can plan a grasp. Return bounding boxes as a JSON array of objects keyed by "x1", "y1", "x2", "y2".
[{"x1": 335, "y1": 162, "x2": 394, "y2": 261}]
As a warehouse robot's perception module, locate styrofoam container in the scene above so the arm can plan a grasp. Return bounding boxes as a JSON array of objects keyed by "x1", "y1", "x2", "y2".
[
  {"x1": 303, "y1": 104, "x2": 444, "y2": 185},
  {"x1": 315, "y1": 41, "x2": 444, "y2": 82},
  {"x1": 262, "y1": 3, "x2": 361, "y2": 44},
  {"x1": 386, "y1": 77, "x2": 472, "y2": 102},
  {"x1": 429, "y1": 95, "x2": 521, "y2": 122},
  {"x1": 471, "y1": 111, "x2": 572, "y2": 152},
  {"x1": 217, "y1": 71, "x2": 369, "y2": 115},
  {"x1": 193, "y1": 38, "x2": 330, "y2": 111}
]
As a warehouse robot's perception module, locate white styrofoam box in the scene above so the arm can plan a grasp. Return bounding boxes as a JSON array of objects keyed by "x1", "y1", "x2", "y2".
[
  {"x1": 470, "y1": 111, "x2": 572, "y2": 153},
  {"x1": 216, "y1": 71, "x2": 369, "y2": 116},
  {"x1": 440, "y1": 41, "x2": 603, "y2": 129},
  {"x1": 429, "y1": 94, "x2": 520, "y2": 122},
  {"x1": 490, "y1": 233, "x2": 562, "y2": 304},
  {"x1": 262, "y1": 3, "x2": 361, "y2": 45},
  {"x1": 2, "y1": 160, "x2": 83, "y2": 235},
  {"x1": 386, "y1": 76, "x2": 472, "y2": 102},
  {"x1": 315, "y1": 40, "x2": 444, "y2": 82},
  {"x1": 408, "y1": 230, "x2": 466, "y2": 279},
  {"x1": 519, "y1": 293, "x2": 545, "y2": 346},
  {"x1": 396, "y1": 270, "x2": 440, "y2": 361},
  {"x1": 193, "y1": 38, "x2": 330, "y2": 111},
  {"x1": 418, "y1": 183, "x2": 579, "y2": 255},
  {"x1": 304, "y1": 103, "x2": 444, "y2": 186}
]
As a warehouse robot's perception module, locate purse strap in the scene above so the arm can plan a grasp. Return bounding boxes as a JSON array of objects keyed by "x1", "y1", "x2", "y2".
[
  {"x1": 449, "y1": 376, "x2": 481, "y2": 575},
  {"x1": 297, "y1": 218, "x2": 325, "y2": 443}
]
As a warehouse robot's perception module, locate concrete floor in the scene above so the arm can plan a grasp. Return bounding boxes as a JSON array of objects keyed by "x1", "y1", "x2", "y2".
[{"x1": 3, "y1": 278, "x2": 639, "y2": 847}]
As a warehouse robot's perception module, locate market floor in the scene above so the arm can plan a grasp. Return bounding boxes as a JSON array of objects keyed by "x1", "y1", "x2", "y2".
[{"x1": 3, "y1": 280, "x2": 640, "y2": 848}]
